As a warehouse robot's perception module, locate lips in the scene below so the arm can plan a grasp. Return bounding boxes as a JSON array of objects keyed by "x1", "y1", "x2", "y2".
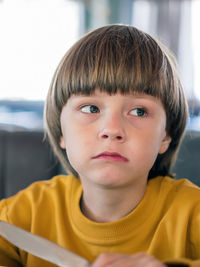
[{"x1": 92, "y1": 152, "x2": 128, "y2": 162}]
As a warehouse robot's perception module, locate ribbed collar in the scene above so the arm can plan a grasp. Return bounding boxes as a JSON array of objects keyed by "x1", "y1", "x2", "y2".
[{"x1": 69, "y1": 175, "x2": 163, "y2": 245}]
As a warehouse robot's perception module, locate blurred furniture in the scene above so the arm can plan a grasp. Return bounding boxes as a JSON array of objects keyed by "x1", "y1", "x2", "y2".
[
  {"x1": 0, "y1": 127, "x2": 200, "y2": 200},
  {"x1": 172, "y1": 130, "x2": 200, "y2": 186},
  {"x1": 0, "y1": 126, "x2": 59, "y2": 199}
]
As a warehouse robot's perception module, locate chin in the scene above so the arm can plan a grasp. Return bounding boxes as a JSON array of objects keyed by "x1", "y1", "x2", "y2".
[{"x1": 89, "y1": 169, "x2": 130, "y2": 188}]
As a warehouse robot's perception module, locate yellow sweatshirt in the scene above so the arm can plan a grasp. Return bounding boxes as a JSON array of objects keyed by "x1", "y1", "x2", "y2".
[{"x1": 0, "y1": 175, "x2": 200, "y2": 267}]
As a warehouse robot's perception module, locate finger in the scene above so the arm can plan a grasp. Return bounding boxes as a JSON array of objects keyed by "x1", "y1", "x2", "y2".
[
  {"x1": 91, "y1": 252, "x2": 166, "y2": 267},
  {"x1": 91, "y1": 253, "x2": 126, "y2": 267},
  {"x1": 126, "y1": 253, "x2": 166, "y2": 267}
]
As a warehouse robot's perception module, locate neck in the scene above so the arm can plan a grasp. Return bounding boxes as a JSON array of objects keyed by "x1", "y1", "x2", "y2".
[{"x1": 80, "y1": 180, "x2": 147, "y2": 223}]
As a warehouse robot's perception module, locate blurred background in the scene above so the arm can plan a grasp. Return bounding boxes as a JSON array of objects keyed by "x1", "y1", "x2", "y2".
[{"x1": 0, "y1": 0, "x2": 200, "y2": 131}]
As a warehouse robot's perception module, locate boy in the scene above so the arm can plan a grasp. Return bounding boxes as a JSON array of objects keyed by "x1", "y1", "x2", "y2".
[{"x1": 0, "y1": 24, "x2": 200, "y2": 267}]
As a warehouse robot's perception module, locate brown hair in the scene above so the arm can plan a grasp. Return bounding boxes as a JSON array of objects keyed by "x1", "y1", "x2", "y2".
[{"x1": 44, "y1": 24, "x2": 188, "y2": 179}]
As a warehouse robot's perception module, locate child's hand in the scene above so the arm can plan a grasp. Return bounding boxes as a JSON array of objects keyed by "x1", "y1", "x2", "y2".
[{"x1": 91, "y1": 252, "x2": 167, "y2": 267}]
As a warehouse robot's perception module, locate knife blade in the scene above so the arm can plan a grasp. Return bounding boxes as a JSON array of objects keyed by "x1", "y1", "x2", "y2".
[{"x1": 0, "y1": 221, "x2": 91, "y2": 267}]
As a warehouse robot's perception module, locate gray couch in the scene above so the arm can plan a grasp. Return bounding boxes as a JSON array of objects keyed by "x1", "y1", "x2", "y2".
[
  {"x1": 0, "y1": 128, "x2": 59, "y2": 199},
  {"x1": 0, "y1": 127, "x2": 200, "y2": 200},
  {"x1": 173, "y1": 130, "x2": 200, "y2": 186}
]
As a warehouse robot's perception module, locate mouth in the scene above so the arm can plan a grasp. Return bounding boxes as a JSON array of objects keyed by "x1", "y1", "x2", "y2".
[{"x1": 92, "y1": 152, "x2": 129, "y2": 162}]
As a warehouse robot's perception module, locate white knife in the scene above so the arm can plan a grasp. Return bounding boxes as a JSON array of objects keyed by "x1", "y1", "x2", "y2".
[{"x1": 0, "y1": 221, "x2": 91, "y2": 267}]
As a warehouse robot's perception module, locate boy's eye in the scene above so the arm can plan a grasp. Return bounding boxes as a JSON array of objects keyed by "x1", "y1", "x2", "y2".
[
  {"x1": 130, "y1": 108, "x2": 147, "y2": 117},
  {"x1": 81, "y1": 105, "x2": 100, "y2": 113}
]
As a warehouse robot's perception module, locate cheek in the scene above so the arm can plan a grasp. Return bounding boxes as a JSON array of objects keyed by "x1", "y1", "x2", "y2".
[
  {"x1": 139, "y1": 128, "x2": 165, "y2": 158},
  {"x1": 136, "y1": 141, "x2": 161, "y2": 172},
  {"x1": 65, "y1": 138, "x2": 92, "y2": 173},
  {"x1": 64, "y1": 141, "x2": 80, "y2": 170},
  {"x1": 64, "y1": 128, "x2": 94, "y2": 160}
]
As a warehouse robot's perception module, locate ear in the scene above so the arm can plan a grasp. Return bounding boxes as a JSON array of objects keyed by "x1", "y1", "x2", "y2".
[
  {"x1": 158, "y1": 135, "x2": 171, "y2": 154},
  {"x1": 59, "y1": 136, "x2": 66, "y2": 149}
]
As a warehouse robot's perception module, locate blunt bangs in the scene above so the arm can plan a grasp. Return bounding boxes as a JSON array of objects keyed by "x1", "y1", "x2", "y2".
[{"x1": 56, "y1": 25, "x2": 172, "y2": 104}]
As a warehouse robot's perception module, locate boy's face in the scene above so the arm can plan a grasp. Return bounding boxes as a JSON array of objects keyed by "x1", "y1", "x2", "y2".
[{"x1": 60, "y1": 90, "x2": 171, "y2": 188}]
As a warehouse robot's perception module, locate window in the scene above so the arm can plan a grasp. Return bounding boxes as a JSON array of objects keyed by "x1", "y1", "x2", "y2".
[
  {"x1": 132, "y1": 0, "x2": 200, "y2": 130},
  {"x1": 192, "y1": 0, "x2": 200, "y2": 100},
  {"x1": 0, "y1": 0, "x2": 81, "y2": 100}
]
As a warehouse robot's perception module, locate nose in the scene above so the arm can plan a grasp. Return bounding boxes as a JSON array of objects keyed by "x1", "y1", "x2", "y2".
[{"x1": 98, "y1": 116, "x2": 126, "y2": 142}]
